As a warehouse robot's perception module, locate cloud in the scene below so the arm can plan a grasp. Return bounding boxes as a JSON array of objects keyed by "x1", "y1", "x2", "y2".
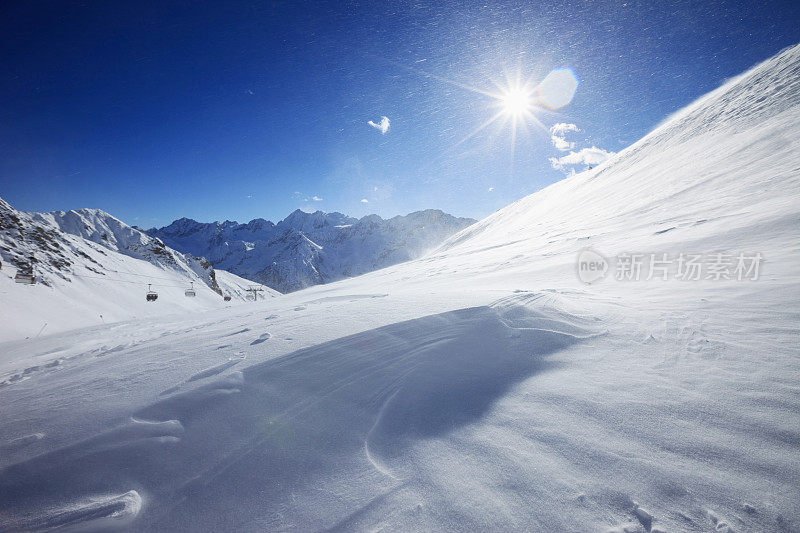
[
  {"x1": 548, "y1": 122, "x2": 615, "y2": 173},
  {"x1": 360, "y1": 198, "x2": 369, "y2": 203},
  {"x1": 549, "y1": 146, "x2": 615, "y2": 171},
  {"x1": 549, "y1": 123, "x2": 581, "y2": 151},
  {"x1": 368, "y1": 116, "x2": 390, "y2": 134},
  {"x1": 312, "y1": 195, "x2": 323, "y2": 201}
]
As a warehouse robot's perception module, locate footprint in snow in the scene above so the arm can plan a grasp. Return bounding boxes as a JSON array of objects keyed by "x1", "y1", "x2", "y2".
[
  {"x1": 160, "y1": 355, "x2": 246, "y2": 395},
  {"x1": 250, "y1": 333, "x2": 271, "y2": 345},
  {"x1": 187, "y1": 355, "x2": 246, "y2": 382},
  {"x1": 223, "y1": 328, "x2": 250, "y2": 337}
]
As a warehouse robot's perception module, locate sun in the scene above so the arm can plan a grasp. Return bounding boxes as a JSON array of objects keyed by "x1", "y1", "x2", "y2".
[{"x1": 500, "y1": 88, "x2": 532, "y2": 117}]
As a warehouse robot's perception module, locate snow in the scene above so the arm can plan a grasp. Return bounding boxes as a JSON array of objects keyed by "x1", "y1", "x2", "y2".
[
  {"x1": 0, "y1": 202, "x2": 279, "y2": 341},
  {"x1": 0, "y1": 259, "x2": 278, "y2": 343},
  {"x1": 1, "y1": 44, "x2": 799, "y2": 531},
  {"x1": 147, "y1": 209, "x2": 476, "y2": 293}
]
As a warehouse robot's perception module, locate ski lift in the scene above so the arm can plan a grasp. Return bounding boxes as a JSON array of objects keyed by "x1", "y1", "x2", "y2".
[
  {"x1": 146, "y1": 284, "x2": 158, "y2": 302},
  {"x1": 185, "y1": 282, "x2": 196, "y2": 298},
  {"x1": 14, "y1": 271, "x2": 35, "y2": 284},
  {"x1": 14, "y1": 257, "x2": 35, "y2": 284}
]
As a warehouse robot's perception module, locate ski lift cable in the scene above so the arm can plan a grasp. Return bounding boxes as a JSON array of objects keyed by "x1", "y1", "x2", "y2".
[
  {"x1": 68, "y1": 272, "x2": 192, "y2": 289},
  {"x1": 70, "y1": 272, "x2": 184, "y2": 288},
  {"x1": 106, "y1": 267, "x2": 199, "y2": 283},
  {"x1": 69, "y1": 266, "x2": 266, "y2": 292},
  {"x1": 69, "y1": 263, "x2": 200, "y2": 284},
  {"x1": 101, "y1": 268, "x2": 268, "y2": 292}
]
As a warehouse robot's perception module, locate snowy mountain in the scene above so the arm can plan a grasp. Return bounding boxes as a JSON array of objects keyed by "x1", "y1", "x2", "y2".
[
  {"x1": 147, "y1": 209, "x2": 476, "y2": 292},
  {"x1": 1, "y1": 44, "x2": 799, "y2": 532},
  {"x1": 0, "y1": 198, "x2": 278, "y2": 340}
]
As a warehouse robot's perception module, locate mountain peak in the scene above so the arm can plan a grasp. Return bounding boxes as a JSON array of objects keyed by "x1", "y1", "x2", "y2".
[{"x1": 148, "y1": 206, "x2": 475, "y2": 292}]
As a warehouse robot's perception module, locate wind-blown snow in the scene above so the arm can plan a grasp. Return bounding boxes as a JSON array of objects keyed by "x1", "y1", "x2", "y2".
[
  {"x1": 147, "y1": 209, "x2": 476, "y2": 293},
  {"x1": 1, "y1": 45, "x2": 799, "y2": 532}
]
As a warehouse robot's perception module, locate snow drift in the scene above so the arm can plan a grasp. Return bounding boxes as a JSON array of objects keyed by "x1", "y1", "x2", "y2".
[{"x1": 0, "y1": 44, "x2": 799, "y2": 532}]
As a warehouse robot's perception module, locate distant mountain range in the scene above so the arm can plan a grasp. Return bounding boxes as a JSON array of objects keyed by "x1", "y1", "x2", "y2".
[
  {"x1": 0, "y1": 197, "x2": 220, "y2": 292},
  {"x1": 0, "y1": 196, "x2": 281, "y2": 339},
  {"x1": 147, "y1": 209, "x2": 476, "y2": 293},
  {"x1": 0, "y1": 196, "x2": 473, "y2": 338}
]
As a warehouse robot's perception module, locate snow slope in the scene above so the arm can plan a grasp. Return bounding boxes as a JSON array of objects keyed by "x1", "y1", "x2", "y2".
[
  {"x1": 147, "y1": 209, "x2": 476, "y2": 293},
  {"x1": 0, "y1": 200, "x2": 278, "y2": 341},
  {"x1": 0, "y1": 45, "x2": 799, "y2": 532}
]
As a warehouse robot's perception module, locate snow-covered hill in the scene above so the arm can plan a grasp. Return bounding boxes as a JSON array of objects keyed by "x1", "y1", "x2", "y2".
[
  {"x1": 1, "y1": 44, "x2": 799, "y2": 532},
  {"x1": 0, "y1": 199, "x2": 278, "y2": 340},
  {"x1": 147, "y1": 209, "x2": 476, "y2": 292}
]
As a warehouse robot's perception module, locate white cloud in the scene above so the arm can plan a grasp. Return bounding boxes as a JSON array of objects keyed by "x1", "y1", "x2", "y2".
[
  {"x1": 547, "y1": 122, "x2": 614, "y2": 173},
  {"x1": 312, "y1": 195, "x2": 323, "y2": 201},
  {"x1": 368, "y1": 116, "x2": 390, "y2": 134},
  {"x1": 549, "y1": 123, "x2": 581, "y2": 151},
  {"x1": 549, "y1": 146, "x2": 615, "y2": 171},
  {"x1": 360, "y1": 198, "x2": 369, "y2": 203}
]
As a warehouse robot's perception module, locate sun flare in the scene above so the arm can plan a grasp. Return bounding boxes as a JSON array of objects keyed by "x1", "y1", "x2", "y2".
[{"x1": 500, "y1": 88, "x2": 532, "y2": 117}]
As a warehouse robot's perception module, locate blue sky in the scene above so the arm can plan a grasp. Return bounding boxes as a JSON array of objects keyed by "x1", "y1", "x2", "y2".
[{"x1": 1, "y1": 1, "x2": 798, "y2": 227}]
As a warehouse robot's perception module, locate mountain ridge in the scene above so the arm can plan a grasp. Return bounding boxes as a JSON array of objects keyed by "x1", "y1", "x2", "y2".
[
  {"x1": 0, "y1": 197, "x2": 279, "y2": 340},
  {"x1": 148, "y1": 208, "x2": 476, "y2": 293}
]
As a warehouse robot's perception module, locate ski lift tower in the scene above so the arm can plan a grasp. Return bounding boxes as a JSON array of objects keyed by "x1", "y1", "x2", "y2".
[{"x1": 246, "y1": 286, "x2": 265, "y2": 302}]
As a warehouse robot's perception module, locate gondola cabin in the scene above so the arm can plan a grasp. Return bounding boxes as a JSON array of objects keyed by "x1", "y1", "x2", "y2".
[{"x1": 146, "y1": 284, "x2": 158, "y2": 302}]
